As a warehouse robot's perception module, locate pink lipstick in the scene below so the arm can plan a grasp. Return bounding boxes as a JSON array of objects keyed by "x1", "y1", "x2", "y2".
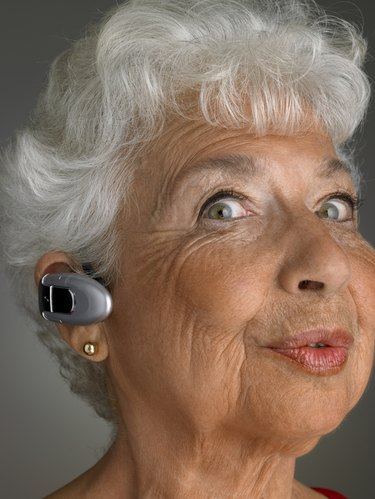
[{"x1": 266, "y1": 329, "x2": 353, "y2": 373}]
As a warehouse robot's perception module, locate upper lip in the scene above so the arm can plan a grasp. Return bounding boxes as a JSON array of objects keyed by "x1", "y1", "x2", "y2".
[{"x1": 266, "y1": 328, "x2": 354, "y2": 349}]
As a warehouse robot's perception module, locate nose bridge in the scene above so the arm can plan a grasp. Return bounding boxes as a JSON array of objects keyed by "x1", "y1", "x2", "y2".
[{"x1": 277, "y1": 209, "x2": 351, "y2": 295}]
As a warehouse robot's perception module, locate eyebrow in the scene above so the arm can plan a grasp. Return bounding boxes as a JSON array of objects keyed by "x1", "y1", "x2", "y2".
[
  {"x1": 318, "y1": 157, "x2": 352, "y2": 178},
  {"x1": 166, "y1": 154, "x2": 260, "y2": 194},
  {"x1": 167, "y1": 153, "x2": 352, "y2": 193}
]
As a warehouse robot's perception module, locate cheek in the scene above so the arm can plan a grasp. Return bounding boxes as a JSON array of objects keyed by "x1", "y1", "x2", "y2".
[
  {"x1": 107, "y1": 235, "x2": 275, "y2": 426},
  {"x1": 175, "y1": 240, "x2": 272, "y2": 330},
  {"x1": 159, "y1": 239, "x2": 278, "y2": 423},
  {"x1": 328, "y1": 235, "x2": 375, "y2": 409},
  {"x1": 347, "y1": 243, "x2": 375, "y2": 405}
]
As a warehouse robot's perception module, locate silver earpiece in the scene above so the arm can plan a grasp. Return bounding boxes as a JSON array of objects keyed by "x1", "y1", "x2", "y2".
[{"x1": 39, "y1": 272, "x2": 113, "y2": 325}]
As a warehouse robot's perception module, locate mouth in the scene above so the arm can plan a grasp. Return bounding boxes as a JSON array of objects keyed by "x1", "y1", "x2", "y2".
[{"x1": 265, "y1": 329, "x2": 353, "y2": 374}]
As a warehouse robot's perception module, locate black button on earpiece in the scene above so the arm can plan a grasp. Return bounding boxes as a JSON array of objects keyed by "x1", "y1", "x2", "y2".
[{"x1": 50, "y1": 287, "x2": 74, "y2": 314}]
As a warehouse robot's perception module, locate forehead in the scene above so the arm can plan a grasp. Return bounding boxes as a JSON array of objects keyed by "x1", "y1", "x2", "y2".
[{"x1": 143, "y1": 117, "x2": 353, "y2": 189}]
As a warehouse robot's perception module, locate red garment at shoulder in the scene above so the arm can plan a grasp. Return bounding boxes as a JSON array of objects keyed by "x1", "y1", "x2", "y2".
[{"x1": 311, "y1": 486, "x2": 347, "y2": 498}]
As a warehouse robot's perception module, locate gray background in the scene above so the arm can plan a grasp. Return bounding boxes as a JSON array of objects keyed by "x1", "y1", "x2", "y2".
[{"x1": 1, "y1": 1, "x2": 374, "y2": 498}]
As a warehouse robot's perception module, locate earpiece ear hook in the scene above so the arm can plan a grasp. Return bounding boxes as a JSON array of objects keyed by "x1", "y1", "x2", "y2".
[
  {"x1": 38, "y1": 263, "x2": 113, "y2": 325},
  {"x1": 81, "y1": 262, "x2": 106, "y2": 286}
]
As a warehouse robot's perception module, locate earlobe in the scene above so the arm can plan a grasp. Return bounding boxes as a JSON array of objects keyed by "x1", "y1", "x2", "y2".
[{"x1": 58, "y1": 322, "x2": 109, "y2": 362}]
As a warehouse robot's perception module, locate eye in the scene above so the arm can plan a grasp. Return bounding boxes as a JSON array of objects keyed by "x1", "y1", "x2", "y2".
[
  {"x1": 317, "y1": 193, "x2": 357, "y2": 222},
  {"x1": 200, "y1": 191, "x2": 251, "y2": 221}
]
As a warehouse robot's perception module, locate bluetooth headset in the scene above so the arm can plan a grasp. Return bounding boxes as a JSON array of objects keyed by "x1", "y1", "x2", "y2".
[{"x1": 38, "y1": 263, "x2": 113, "y2": 325}]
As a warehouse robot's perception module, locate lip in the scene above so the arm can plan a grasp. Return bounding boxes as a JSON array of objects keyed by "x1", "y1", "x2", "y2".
[
  {"x1": 265, "y1": 329, "x2": 354, "y2": 374},
  {"x1": 266, "y1": 328, "x2": 354, "y2": 349}
]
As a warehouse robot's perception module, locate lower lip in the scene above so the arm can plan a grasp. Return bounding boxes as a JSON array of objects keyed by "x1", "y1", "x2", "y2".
[{"x1": 269, "y1": 346, "x2": 349, "y2": 373}]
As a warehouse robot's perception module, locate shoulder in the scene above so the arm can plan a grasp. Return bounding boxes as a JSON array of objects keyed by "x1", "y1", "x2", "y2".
[
  {"x1": 43, "y1": 472, "x2": 90, "y2": 499},
  {"x1": 310, "y1": 487, "x2": 347, "y2": 499},
  {"x1": 44, "y1": 482, "x2": 84, "y2": 499},
  {"x1": 293, "y1": 480, "x2": 332, "y2": 498}
]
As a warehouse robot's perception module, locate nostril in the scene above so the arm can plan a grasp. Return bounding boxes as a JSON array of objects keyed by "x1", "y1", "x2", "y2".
[{"x1": 298, "y1": 280, "x2": 324, "y2": 291}]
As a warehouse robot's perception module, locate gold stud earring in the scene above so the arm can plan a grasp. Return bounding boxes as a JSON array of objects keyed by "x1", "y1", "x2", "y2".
[{"x1": 83, "y1": 342, "x2": 97, "y2": 356}]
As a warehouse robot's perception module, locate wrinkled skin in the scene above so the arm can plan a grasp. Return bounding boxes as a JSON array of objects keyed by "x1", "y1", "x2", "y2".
[{"x1": 39, "y1": 119, "x2": 375, "y2": 498}]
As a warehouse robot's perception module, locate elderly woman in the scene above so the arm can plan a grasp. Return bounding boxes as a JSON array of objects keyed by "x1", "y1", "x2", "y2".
[{"x1": 1, "y1": 0, "x2": 374, "y2": 497}]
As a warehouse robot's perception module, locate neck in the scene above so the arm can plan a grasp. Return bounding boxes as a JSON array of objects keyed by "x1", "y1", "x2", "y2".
[{"x1": 79, "y1": 404, "x2": 309, "y2": 499}]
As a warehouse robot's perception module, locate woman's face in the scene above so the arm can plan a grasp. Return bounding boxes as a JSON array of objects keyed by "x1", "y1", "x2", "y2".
[{"x1": 106, "y1": 118, "x2": 375, "y2": 453}]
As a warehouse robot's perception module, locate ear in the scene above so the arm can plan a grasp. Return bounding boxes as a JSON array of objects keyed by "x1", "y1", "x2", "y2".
[{"x1": 34, "y1": 251, "x2": 109, "y2": 362}]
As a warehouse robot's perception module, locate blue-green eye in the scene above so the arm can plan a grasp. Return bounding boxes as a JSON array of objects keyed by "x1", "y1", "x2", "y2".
[
  {"x1": 201, "y1": 191, "x2": 251, "y2": 220},
  {"x1": 318, "y1": 197, "x2": 353, "y2": 221}
]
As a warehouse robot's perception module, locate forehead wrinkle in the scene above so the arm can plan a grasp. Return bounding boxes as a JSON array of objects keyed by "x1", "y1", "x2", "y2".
[{"x1": 166, "y1": 154, "x2": 351, "y2": 195}]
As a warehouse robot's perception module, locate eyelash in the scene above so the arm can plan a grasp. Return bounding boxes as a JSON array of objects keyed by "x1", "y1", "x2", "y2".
[
  {"x1": 324, "y1": 191, "x2": 363, "y2": 212},
  {"x1": 199, "y1": 189, "x2": 364, "y2": 220},
  {"x1": 198, "y1": 190, "x2": 245, "y2": 218}
]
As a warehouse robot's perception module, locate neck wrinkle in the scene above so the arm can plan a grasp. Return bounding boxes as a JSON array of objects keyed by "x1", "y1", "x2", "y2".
[{"x1": 88, "y1": 410, "x2": 300, "y2": 499}]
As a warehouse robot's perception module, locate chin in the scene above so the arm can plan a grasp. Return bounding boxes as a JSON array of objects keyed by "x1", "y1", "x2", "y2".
[
  {"x1": 233, "y1": 387, "x2": 352, "y2": 451},
  {"x1": 256, "y1": 413, "x2": 345, "y2": 457}
]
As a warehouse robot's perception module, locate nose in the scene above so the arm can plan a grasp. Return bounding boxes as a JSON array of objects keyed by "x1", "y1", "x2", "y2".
[{"x1": 277, "y1": 212, "x2": 351, "y2": 296}]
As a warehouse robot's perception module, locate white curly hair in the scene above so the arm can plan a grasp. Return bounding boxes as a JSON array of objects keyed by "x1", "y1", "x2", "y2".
[{"x1": 0, "y1": 0, "x2": 370, "y2": 423}]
